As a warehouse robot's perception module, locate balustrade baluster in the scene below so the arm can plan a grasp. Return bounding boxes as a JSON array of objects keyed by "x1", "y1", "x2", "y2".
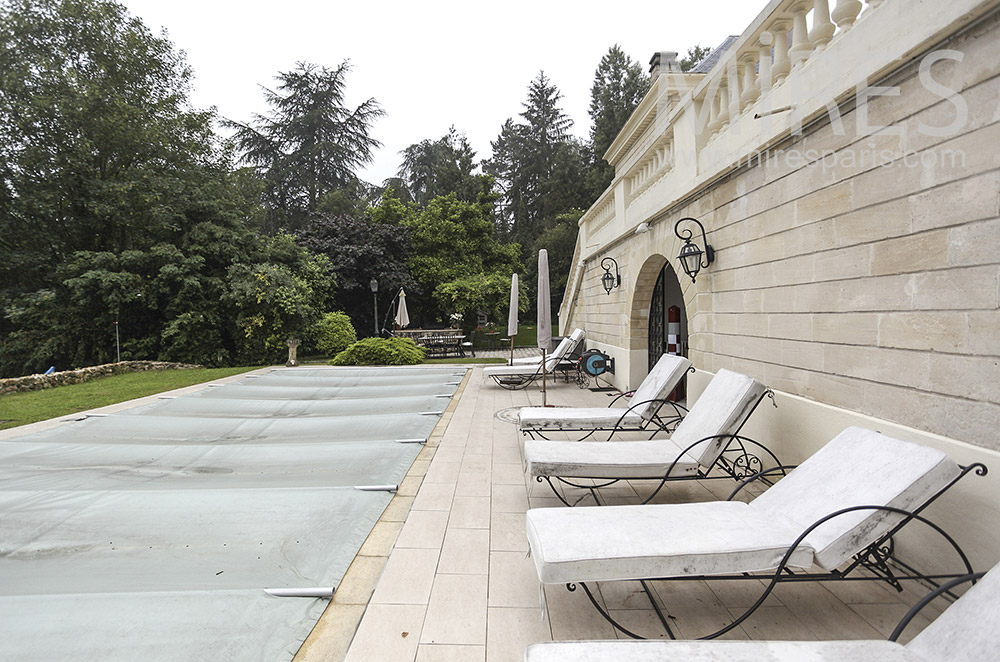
[
  {"x1": 758, "y1": 32, "x2": 774, "y2": 94},
  {"x1": 789, "y1": 2, "x2": 814, "y2": 66},
  {"x1": 831, "y1": 0, "x2": 863, "y2": 30},
  {"x1": 718, "y1": 79, "x2": 731, "y2": 128},
  {"x1": 809, "y1": 0, "x2": 836, "y2": 48},
  {"x1": 740, "y1": 54, "x2": 760, "y2": 107},
  {"x1": 771, "y1": 21, "x2": 791, "y2": 82}
]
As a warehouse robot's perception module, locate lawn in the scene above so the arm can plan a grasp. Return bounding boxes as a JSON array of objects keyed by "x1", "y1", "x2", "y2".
[{"x1": 0, "y1": 366, "x2": 260, "y2": 430}]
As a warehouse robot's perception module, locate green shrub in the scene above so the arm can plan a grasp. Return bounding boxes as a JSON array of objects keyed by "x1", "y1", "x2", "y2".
[
  {"x1": 330, "y1": 337, "x2": 425, "y2": 366},
  {"x1": 312, "y1": 311, "x2": 357, "y2": 356}
]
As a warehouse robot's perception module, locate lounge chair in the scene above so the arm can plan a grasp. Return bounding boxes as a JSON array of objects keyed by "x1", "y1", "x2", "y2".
[
  {"x1": 525, "y1": 564, "x2": 998, "y2": 661},
  {"x1": 524, "y1": 368, "x2": 777, "y2": 505},
  {"x1": 519, "y1": 353, "x2": 694, "y2": 442},
  {"x1": 484, "y1": 328, "x2": 586, "y2": 390},
  {"x1": 525, "y1": 427, "x2": 986, "y2": 639}
]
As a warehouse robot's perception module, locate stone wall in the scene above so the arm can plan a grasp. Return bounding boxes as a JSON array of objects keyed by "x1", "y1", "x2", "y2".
[
  {"x1": 564, "y1": 3, "x2": 1000, "y2": 450},
  {"x1": 0, "y1": 361, "x2": 202, "y2": 396}
]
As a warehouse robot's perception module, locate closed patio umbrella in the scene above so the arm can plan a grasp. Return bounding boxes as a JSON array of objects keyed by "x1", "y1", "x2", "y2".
[
  {"x1": 507, "y1": 274, "x2": 518, "y2": 364},
  {"x1": 537, "y1": 250, "x2": 551, "y2": 405},
  {"x1": 394, "y1": 288, "x2": 410, "y2": 329}
]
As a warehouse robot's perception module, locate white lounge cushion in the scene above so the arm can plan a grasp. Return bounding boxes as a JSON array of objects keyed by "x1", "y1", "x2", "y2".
[
  {"x1": 525, "y1": 640, "x2": 923, "y2": 662},
  {"x1": 526, "y1": 428, "x2": 961, "y2": 585},
  {"x1": 622, "y1": 354, "x2": 692, "y2": 420},
  {"x1": 518, "y1": 354, "x2": 690, "y2": 430},
  {"x1": 749, "y1": 427, "x2": 960, "y2": 570},
  {"x1": 526, "y1": 501, "x2": 813, "y2": 584},
  {"x1": 519, "y1": 407, "x2": 647, "y2": 430},
  {"x1": 484, "y1": 363, "x2": 550, "y2": 378},
  {"x1": 669, "y1": 369, "x2": 768, "y2": 466},
  {"x1": 525, "y1": 438, "x2": 698, "y2": 479},
  {"x1": 525, "y1": 563, "x2": 1000, "y2": 662}
]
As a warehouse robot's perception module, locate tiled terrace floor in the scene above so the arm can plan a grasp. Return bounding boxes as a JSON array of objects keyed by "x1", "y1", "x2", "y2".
[{"x1": 296, "y1": 365, "x2": 947, "y2": 662}]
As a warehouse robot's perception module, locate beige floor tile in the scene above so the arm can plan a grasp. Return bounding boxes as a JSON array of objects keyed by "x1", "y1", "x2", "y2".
[
  {"x1": 415, "y1": 644, "x2": 486, "y2": 662},
  {"x1": 486, "y1": 607, "x2": 552, "y2": 662},
  {"x1": 543, "y1": 584, "x2": 618, "y2": 641},
  {"x1": 492, "y1": 483, "x2": 530, "y2": 513},
  {"x1": 607, "y1": 609, "x2": 675, "y2": 640},
  {"x1": 357, "y1": 519, "x2": 402, "y2": 557},
  {"x1": 439, "y1": 528, "x2": 491, "y2": 575},
  {"x1": 420, "y1": 574, "x2": 489, "y2": 645},
  {"x1": 489, "y1": 551, "x2": 543, "y2": 608},
  {"x1": 450, "y1": 496, "x2": 492, "y2": 529},
  {"x1": 371, "y1": 548, "x2": 440, "y2": 605},
  {"x1": 332, "y1": 554, "x2": 385, "y2": 605},
  {"x1": 734, "y1": 604, "x2": 816, "y2": 640},
  {"x1": 425, "y1": 459, "x2": 462, "y2": 483},
  {"x1": 344, "y1": 604, "x2": 426, "y2": 662},
  {"x1": 456, "y1": 470, "x2": 493, "y2": 497},
  {"x1": 395, "y1": 509, "x2": 450, "y2": 549},
  {"x1": 296, "y1": 603, "x2": 366, "y2": 662},
  {"x1": 462, "y1": 454, "x2": 492, "y2": 473},
  {"x1": 381, "y1": 495, "x2": 416, "y2": 521},
  {"x1": 412, "y1": 481, "x2": 457, "y2": 511},
  {"x1": 490, "y1": 512, "x2": 528, "y2": 552},
  {"x1": 771, "y1": 582, "x2": 884, "y2": 640},
  {"x1": 491, "y1": 462, "x2": 526, "y2": 485}
]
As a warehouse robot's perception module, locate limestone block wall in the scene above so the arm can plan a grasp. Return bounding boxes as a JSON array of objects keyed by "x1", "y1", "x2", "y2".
[
  {"x1": 686, "y1": 13, "x2": 1000, "y2": 449},
  {"x1": 566, "y1": 6, "x2": 1000, "y2": 452}
]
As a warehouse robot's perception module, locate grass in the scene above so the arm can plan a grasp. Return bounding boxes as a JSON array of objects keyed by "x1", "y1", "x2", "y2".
[
  {"x1": 0, "y1": 366, "x2": 260, "y2": 431},
  {"x1": 509, "y1": 324, "x2": 560, "y2": 348}
]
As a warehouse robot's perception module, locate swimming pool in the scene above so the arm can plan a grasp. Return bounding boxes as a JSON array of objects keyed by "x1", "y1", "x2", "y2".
[{"x1": 0, "y1": 365, "x2": 467, "y2": 660}]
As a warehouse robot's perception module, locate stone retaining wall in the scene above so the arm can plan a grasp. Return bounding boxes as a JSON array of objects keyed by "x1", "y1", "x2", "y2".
[{"x1": 0, "y1": 361, "x2": 203, "y2": 396}]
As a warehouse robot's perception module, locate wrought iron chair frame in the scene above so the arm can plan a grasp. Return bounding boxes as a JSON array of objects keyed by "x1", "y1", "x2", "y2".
[
  {"x1": 489, "y1": 351, "x2": 588, "y2": 390},
  {"x1": 560, "y1": 461, "x2": 987, "y2": 640},
  {"x1": 530, "y1": 389, "x2": 780, "y2": 506}
]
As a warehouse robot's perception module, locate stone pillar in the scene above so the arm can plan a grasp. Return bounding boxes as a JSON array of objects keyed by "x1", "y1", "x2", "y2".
[{"x1": 286, "y1": 338, "x2": 301, "y2": 367}]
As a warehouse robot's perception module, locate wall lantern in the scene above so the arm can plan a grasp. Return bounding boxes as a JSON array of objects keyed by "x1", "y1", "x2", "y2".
[
  {"x1": 673, "y1": 217, "x2": 715, "y2": 283},
  {"x1": 600, "y1": 257, "x2": 621, "y2": 295}
]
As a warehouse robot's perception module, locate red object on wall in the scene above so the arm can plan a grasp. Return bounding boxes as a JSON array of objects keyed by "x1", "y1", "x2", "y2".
[{"x1": 666, "y1": 305, "x2": 685, "y2": 401}]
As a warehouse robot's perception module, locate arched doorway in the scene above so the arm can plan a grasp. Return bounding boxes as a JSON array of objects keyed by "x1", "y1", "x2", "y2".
[{"x1": 648, "y1": 263, "x2": 687, "y2": 371}]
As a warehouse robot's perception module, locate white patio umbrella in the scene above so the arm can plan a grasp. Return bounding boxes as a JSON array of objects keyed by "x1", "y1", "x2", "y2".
[
  {"x1": 507, "y1": 273, "x2": 518, "y2": 364},
  {"x1": 537, "y1": 250, "x2": 551, "y2": 405},
  {"x1": 394, "y1": 288, "x2": 410, "y2": 329}
]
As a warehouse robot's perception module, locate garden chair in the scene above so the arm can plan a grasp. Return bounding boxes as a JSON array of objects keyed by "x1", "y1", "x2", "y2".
[
  {"x1": 525, "y1": 427, "x2": 986, "y2": 640},
  {"x1": 518, "y1": 353, "x2": 694, "y2": 441},
  {"x1": 483, "y1": 328, "x2": 585, "y2": 389},
  {"x1": 523, "y1": 368, "x2": 778, "y2": 505},
  {"x1": 525, "y1": 563, "x2": 999, "y2": 661}
]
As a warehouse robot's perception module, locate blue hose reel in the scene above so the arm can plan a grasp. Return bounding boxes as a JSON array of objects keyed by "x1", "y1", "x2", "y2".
[{"x1": 579, "y1": 349, "x2": 614, "y2": 377}]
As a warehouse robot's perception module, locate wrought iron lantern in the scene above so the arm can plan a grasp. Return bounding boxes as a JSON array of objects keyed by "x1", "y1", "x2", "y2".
[
  {"x1": 600, "y1": 257, "x2": 620, "y2": 295},
  {"x1": 673, "y1": 217, "x2": 715, "y2": 283}
]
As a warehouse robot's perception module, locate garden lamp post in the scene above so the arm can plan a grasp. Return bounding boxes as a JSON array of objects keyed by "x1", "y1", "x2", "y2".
[{"x1": 369, "y1": 278, "x2": 379, "y2": 335}]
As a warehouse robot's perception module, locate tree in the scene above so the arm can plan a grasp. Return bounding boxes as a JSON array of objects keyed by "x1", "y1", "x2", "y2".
[
  {"x1": 396, "y1": 127, "x2": 479, "y2": 206},
  {"x1": 297, "y1": 209, "x2": 416, "y2": 335},
  {"x1": 587, "y1": 45, "x2": 651, "y2": 196},
  {"x1": 0, "y1": 0, "x2": 225, "y2": 296},
  {"x1": 366, "y1": 178, "x2": 522, "y2": 327},
  {"x1": 484, "y1": 72, "x2": 588, "y2": 250},
  {"x1": 680, "y1": 44, "x2": 712, "y2": 72},
  {"x1": 0, "y1": 0, "x2": 281, "y2": 375},
  {"x1": 225, "y1": 61, "x2": 384, "y2": 233}
]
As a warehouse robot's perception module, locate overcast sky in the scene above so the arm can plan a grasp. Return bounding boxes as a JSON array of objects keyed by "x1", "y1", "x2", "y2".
[{"x1": 118, "y1": 1, "x2": 765, "y2": 185}]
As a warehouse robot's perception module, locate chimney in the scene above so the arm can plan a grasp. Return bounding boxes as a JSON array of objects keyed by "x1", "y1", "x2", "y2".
[{"x1": 649, "y1": 51, "x2": 679, "y2": 77}]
